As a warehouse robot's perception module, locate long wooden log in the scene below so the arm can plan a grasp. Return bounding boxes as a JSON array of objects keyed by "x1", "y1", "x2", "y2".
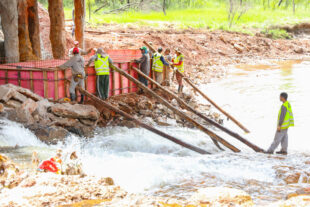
[
  {"x1": 143, "y1": 40, "x2": 250, "y2": 133},
  {"x1": 76, "y1": 86, "x2": 210, "y2": 155},
  {"x1": 182, "y1": 76, "x2": 250, "y2": 133},
  {"x1": 111, "y1": 64, "x2": 240, "y2": 152},
  {"x1": 132, "y1": 66, "x2": 264, "y2": 153}
]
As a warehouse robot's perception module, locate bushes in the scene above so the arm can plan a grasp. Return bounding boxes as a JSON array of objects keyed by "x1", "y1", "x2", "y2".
[{"x1": 262, "y1": 29, "x2": 293, "y2": 39}]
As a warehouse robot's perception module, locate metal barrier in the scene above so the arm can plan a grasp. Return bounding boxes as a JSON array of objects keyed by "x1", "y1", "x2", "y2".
[{"x1": 0, "y1": 49, "x2": 151, "y2": 100}]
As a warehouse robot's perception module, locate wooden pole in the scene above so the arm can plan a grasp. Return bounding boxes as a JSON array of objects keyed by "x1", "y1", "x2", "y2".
[
  {"x1": 183, "y1": 77, "x2": 250, "y2": 133},
  {"x1": 143, "y1": 40, "x2": 251, "y2": 133},
  {"x1": 132, "y1": 66, "x2": 265, "y2": 153},
  {"x1": 76, "y1": 86, "x2": 210, "y2": 155},
  {"x1": 111, "y1": 64, "x2": 240, "y2": 153}
]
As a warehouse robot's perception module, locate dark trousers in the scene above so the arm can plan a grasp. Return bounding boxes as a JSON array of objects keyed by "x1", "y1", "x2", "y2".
[
  {"x1": 138, "y1": 75, "x2": 148, "y2": 87},
  {"x1": 97, "y1": 75, "x2": 109, "y2": 99}
]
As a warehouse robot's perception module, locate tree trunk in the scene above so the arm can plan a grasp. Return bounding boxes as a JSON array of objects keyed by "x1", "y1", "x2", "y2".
[
  {"x1": 18, "y1": 0, "x2": 37, "y2": 62},
  {"x1": 0, "y1": 0, "x2": 19, "y2": 63},
  {"x1": 163, "y1": 0, "x2": 166, "y2": 15},
  {"x1": 48, "y1": 0, "x2": 66, "y2": 59},
  {"x1": 74, "y1": 0, "x2": 85, "y2": 49},
  {"x1": 27, "y1": 0, "x2": 41, "y2": 59},
  {"x1": 292, "y1": 0, "x2": 295, "y2": 14}
]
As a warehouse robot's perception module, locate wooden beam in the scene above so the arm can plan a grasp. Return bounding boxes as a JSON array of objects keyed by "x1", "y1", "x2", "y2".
[
  {"x1": 30, "y1": 71, "x2": 34, "y2": 91},
  {"x1": 111, "y1": 64, "x2": 240, "y2": 152},
  {"x1": 54, "y1": 70, "x2": 59, "y2": 100},
  {"x1": 43, "y1": 71, "x2": 48, "y2": 98},
  {"x1": 143, "y1": 40, "x2": 250, "y2": 133},
  {"x1": 77, "y1": 86, "x2": 210, "y2": 155},
  {"x1": 183, "y1": 76, "x2": 251, "y2": 133},
  {"x1": 132, "y1": 66, "x2": 265, "y2": 153}
]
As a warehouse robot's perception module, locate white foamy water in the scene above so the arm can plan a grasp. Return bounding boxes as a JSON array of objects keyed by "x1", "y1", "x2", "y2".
[{"x1": 1, "y1": 60, "x2": 310, "y2": 205}]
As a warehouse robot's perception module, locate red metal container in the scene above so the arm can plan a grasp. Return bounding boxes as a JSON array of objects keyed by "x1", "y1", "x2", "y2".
[{"x1": 0, "y1": 49, "x2": 150, "y2": 100}]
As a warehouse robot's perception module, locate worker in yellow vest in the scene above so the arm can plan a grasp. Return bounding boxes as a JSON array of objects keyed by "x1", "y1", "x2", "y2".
[
  {"x1": 152, "y1": 47, "x2": 170, "y2": 85},
  {"x1": 267, "y1": 92, "x2": 294, "y2": 155},
  {"x1": 171, "y1": 48, "x2": 184, "y2": 94},
  {"x1": 86, "y1": 48, "x2": 113, "y2": 100}
]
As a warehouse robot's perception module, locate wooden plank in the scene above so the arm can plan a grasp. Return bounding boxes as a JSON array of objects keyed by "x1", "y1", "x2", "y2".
[
  {"x1": 30, "y1": 71, "x2": 34, "y2": 91},
  {"x1": 17, "y1": 71, "x2": 21, "y2": 86},
  {"x1": 132, "y1": 66, "x2": 265, "y2": 153},
  {"x1": 111, "y1": 64, "x2": 240, "y2": 153},
  {"x1": 84, "y1": 67, "x2": 88, "y2": 101},
  {"x1": 184, "y1": 76, "x2": 251, "y2": 133},
  {"x1": 119, "y1": 63, "x2": 123, "y2": 94},
  {"x1": 43, "y1": 71, "x2": 48, "y2": 98},
  {"x1": 54, "y1": 70, "x2": 59, "y2": 100},
  {"x1": 64, "y1": 69, "x2": 68, "y2": 98},
  {"x1": 77, "y1": 85, "x2": 210, "y2": 155},
  {"x1": 111, "y1": 70, "x2": 115, "y2": 96},
  {"x1": 128, "y1": 62, "x2": 132, "y2": 93},
  {"x1": 143, "y1": 40, "x2": 250, "y2": 133},
  {"x1": 5, "y1": 70, "x2": 8, "y2": 84}
]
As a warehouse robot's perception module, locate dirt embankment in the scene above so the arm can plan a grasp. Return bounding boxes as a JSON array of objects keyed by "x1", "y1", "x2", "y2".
[
  {"x1": 37, "y1": 2, "x2": 310, "y2": 83},
  {"x1": 81, "y1": 25, "x2": 310, "y2": 81}
]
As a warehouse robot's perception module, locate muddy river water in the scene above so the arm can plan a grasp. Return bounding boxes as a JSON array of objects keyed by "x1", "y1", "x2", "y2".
[{"x1": 1, "y1": 60, "x2": 310, "y2": 206}]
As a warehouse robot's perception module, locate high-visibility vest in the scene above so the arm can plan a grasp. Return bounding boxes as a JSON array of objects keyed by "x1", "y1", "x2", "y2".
[
  {"x1": 152, "y1": 53, "x2": 164, "y2": 72},
  {"x1": 94, "y1": 54, "x2": 110, "y2": 75},
  {"x1": 278, "y1": 101, "x2": 294, "y2": 129},
  {"x1": 175, "y1": 54, "x2": 184, "y2": 73}
]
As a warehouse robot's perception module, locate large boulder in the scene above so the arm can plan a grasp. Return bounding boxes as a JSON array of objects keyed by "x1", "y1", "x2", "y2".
[
  {"x1": 26, "y1": 124, "x2": 69, "y2": 144},
  {"x1": 32, "y1": 99, "x2": 54, "y2": 124},
  {"x1": 4, "y1": 84, "x2": 43, "y2": 101},
  {"x1": 49, "y1": 103, "x2": 100, "y2": 120},
  {"x1": 0, "y1": 85, "x2": 16, "y2": 102},
  {"x1": 65, "y1": 122, "x2": 95, "y2": 138},
  {"x1": 190, "y1": 187, "x2": 254, "y2": 206}
]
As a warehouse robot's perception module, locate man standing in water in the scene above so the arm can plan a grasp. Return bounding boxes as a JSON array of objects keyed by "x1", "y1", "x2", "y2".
[{"x1": 267, "y1": 92, "x2": 294, "y2": 155}]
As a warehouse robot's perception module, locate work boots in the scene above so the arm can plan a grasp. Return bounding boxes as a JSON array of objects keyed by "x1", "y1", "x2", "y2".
[
  {"x1": 79, "y1": 95, "x2": 84, "y2": 104},
  {"x1": 70, "y1": 93, "x2": 76, "y2": 102}
]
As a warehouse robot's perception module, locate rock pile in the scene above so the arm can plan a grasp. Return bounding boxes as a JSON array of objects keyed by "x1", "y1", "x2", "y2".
[
  {"x1": 0, "y1": 84, "x2": 100, "y2": 144},
  {"x1": 94, "y1": 87, "x2": 222, "y2": 129}
]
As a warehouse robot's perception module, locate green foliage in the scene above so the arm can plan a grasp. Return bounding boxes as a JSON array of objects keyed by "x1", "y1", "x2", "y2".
[
  {"x1": 42, "y1": 0, "x2": 310, "y2": 34},
  {"x1": 262, "y1": 29, "x2": 293, "y2": 39}
]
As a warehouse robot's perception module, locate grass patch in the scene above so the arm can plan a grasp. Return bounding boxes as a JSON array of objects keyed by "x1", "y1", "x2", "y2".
[
  {"x1": 63, "y1": 4, "x2": 310, "y2": 33},
  {"x1": 261, "y1": 29, "x2": 293, "y2": 39}
]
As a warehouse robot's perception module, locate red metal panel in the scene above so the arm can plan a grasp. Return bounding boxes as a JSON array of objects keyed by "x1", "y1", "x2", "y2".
[
  {"x1": 57, "y1": 70, "x2": 66, "y2": 99},
  {"x1": 0, "y1": 49, "x2": 145, "y2": 100},
  {"x1": 86, "y1": 66, "x2": 97, "y2": 95},
  {"x1": 47, "y1": 71, "x2": 55, "y2": 99},
  {"x1": 32, "y1": 71, "x2": 44, "y2": 97},
  {"x1": 20, "y1": 71, "x2": 30, "y2": 89},
  {"x1": 0, "y1": 70, "x2": 5, "y2": 85},
  {"x1": 7, "y1": 71, "x2": 18, "y2": 86}
]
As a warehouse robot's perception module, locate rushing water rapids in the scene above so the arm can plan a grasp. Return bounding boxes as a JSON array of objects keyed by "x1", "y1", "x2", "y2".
[{"x1": 1, "y1": 60, "x2": 310, "y2": 206}]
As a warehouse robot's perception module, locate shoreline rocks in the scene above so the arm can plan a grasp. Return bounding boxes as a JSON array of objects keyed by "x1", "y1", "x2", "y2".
[{"x1": 0, "y1": 84, "x2": 100, "y2": 144}]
